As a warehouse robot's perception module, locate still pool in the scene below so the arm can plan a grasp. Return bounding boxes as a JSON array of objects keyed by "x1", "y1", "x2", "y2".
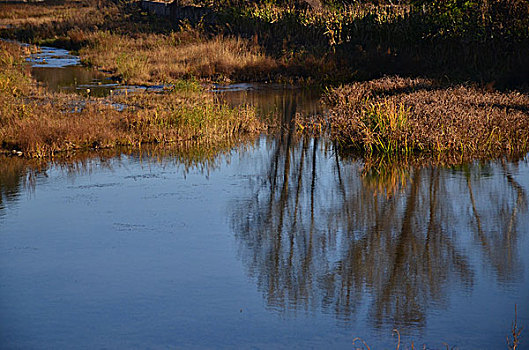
[
  {"x1": 1, "y1": 42, "x2": 528, "y2": 349},
  {"x1": 1, "y1": 137, "x2": 528, "y2": 349}
]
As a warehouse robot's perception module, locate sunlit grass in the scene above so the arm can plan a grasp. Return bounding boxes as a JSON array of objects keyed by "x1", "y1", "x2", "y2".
[
  {"x1": 297, "y1": 76, "x2": 529, "y2": 158},
  {"x1": 0, "y1": 41, "x2": 264, "y2": 158},
  {"x1": 79, "y1": 30, "x2": 278, "y2": 84}
]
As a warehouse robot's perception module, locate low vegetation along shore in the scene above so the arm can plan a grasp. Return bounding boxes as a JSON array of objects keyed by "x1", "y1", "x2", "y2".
[
  {"x1": 0, "y1": 0, "x2": 528, "y2": 160},
  {"x1": 0, "y1": 41, "x2": 263, "y2": 157},
  {"x1": 299, "y1": 77, "x2": 529, "y2": 159}
]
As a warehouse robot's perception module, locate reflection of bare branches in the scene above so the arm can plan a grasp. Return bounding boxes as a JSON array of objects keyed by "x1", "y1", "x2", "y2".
[
  {"x1": 502, "y1": 161, "x2": 528, "y2": 243},
  {"x1": 375, "y1": 170, "x2": 423, "y2": 327},
  {"x1": 372, "y1": 168, "x2": 474, "y2": 329},
  {"x1": 466, "y1": 160, "x2": 527, "y2": 283},
  {"x1": 232, "y1": 135, "x2": 527, "y2": 330}
]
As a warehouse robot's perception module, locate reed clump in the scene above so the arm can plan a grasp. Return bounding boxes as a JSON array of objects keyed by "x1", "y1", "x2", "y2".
[
  {"x1": 0, "y1": 41, "x2": 264, "y2": 158},
  {"x1": 315, "y1": 76, "x2": 529, "y2": 157}
]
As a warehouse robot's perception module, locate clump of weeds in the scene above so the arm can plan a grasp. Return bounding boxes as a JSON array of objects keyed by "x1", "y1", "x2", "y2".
[{"x1": 307, "y1": 76, "x2": 529, "y2": 159}]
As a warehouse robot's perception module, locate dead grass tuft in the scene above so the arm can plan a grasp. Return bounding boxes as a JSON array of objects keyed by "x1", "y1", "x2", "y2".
[{"x1": 317, "y1": 76, "x2": 529, "y2": 157}]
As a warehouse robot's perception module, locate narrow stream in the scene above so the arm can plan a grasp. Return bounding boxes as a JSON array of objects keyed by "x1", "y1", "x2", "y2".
[
  {"x1": 26, "y1": 45, "x2": 172, "y2": 97},
  {"x1": 0, "y1": 45, "x2": 527, "y2": 349}
]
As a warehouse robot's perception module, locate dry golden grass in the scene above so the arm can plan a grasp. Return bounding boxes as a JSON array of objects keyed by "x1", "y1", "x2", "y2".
[
  {"x1": 0, "y1": 0, "x2": 335, "y2": 84},
  {"x1": 0, "y1": 41, "x2": 264, "y2": 158},
  {"x1": 0, "y1": 1, "x2": 117, "y2": 38},
  {"x1": 0, "y1": 2, "x2": 74, "y2": 27},
  {"x1": 298, "y1": 76, "x2": 529, "y2": 158},
  {"x1": 2, "y1": 0, "x2": 529, "y2": 85},
  {"x1": 0, "y1": 0, "x2": 281, "y2": 84},
  {"x1": 79, "y1": 30, "x2": 279, "y2": 84}
]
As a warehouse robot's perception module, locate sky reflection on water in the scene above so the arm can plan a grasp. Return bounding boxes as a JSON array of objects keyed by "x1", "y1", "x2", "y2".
[
  {"x1": 1, "y1": 46, "x2": 527, "y2": 348},
  {"x1": 0, "y1": 140, "x2": 528, "y2": 349}
]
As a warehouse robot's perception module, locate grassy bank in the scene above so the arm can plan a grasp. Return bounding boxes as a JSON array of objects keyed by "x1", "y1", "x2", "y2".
[
  {"x1": 306, "y1": 77, "x2": 529, "y2": 158},
  {"x1": 0, "y1": 41, "x2": 263, "y2": 157},
  {"x1": 78, "y1": 30, "x2": 278, "y2": 84},
  {"x1": 0, "y1": 0, "x2": 286, "y2": 84},
  {"x1": 1, "y1": 0, "x2": 529, "y2": 160},
  {"x1": 1, "y1": 0, "x2": 528, "y2": 86}
]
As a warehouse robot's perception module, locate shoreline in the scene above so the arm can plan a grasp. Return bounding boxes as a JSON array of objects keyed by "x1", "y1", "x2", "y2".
[
  {"x1": 0, "y1": 40, "x2": 265, "y2": 158},
  {"x1": 1, "y1": 0, "x2": 528, "y2": 161}
]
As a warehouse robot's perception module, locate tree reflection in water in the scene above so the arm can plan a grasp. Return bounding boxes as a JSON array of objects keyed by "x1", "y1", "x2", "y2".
[
  {"x1": 230, "y1": 98, "x2": 528, "y2": 331},
  {"x1": 0, "y1": 157, "x2": 39, "y2": 218},
  {"x1": 1, "y1": 91, "x2": 526, "y2": 335}
]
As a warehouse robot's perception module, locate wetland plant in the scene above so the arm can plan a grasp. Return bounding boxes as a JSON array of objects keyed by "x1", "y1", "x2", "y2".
[
  {"x1": 0, "y1": 41, "x2": 264, "y2": 158},
  {"x1": 314, "y1": 76, "x2": 529, "y2": 158}
]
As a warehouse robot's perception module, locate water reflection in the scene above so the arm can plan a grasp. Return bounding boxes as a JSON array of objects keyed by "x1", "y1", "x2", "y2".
[
  {"x1": 0, "y1": 157, "x2": 29, "y2": 217},
  {"x1": 465, "y1": 160, "x2": 527, "y2": 284},
  {"x1": 214, "y1": 83, "x2": 321, "y2": 122},
  {"x1": 1, "y1": 134, "x2": 527, "y2": 347},
  {"x1": 0, "y1": 137, "x2": 255, "y2": 217},
  {"x1": 231, "y1": 124, "x2": 528, "y2": 332},
  {"x1": 1, "y1": 75, "x2": 527, "y2": 346},
  {"x1": 30, "y1": 66, "x2": 110, "y2": 95}
]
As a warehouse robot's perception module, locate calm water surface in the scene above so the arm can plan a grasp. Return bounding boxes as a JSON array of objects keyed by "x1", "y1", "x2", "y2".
[
  {"x1": 0, "y1": 44, "x2": 528, "y2": 349},
  {"x1": 1, "y1": 139, "x2": 528, "y2": 349}
]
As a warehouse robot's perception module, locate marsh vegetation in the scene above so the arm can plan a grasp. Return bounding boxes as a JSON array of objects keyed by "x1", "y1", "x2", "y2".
[
  {"x1": 1, "y1": 0, "x2": 528, "y2": 160},
  {"x1": 297, "y1": 77, "x2": 529, "y2": 158},
  {"x1": 1, "y1": 1, "x2": 528, "y2": 348},
  {"x1": 0, "y1": 40, "x2": 263, "y2": 157}
]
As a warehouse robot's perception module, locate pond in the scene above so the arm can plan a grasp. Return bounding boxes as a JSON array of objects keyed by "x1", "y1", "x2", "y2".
[{"x1": 0, "y1": 45, "x2": 527, "y2": 349}]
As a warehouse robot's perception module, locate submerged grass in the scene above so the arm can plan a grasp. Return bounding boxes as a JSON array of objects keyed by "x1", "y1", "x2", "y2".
[{"x1": 0, "y1": 41, "x2": 264, "y2": 158}]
